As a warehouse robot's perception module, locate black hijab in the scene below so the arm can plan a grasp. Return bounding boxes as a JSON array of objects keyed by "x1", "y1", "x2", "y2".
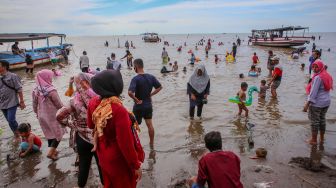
[{"x1": 91, "y1": 70, "x2": 123, "y2": 98}]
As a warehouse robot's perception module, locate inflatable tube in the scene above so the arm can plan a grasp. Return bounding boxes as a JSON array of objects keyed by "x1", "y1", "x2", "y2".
[
  {"x1": 226, "y1": 55, "x2": 235, "y2": 63},
  {"x1": 248, "y1": 72, "x2": 258, "y2": 77},
  {"x1": 228, "y1": 86, "x2": 259, "y2": 106},
  {"x1": 195, "y1": 57, "x2": 201, "y2": 62}
]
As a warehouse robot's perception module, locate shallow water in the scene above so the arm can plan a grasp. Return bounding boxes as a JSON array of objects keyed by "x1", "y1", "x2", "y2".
[{"x1": 1, "y1": 33, "x2": 336, "y2": 187}]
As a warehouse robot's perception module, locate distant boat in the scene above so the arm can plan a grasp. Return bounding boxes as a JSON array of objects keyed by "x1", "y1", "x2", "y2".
[
  {"x1": 0, "y1": 33, "x2": 72, "y2": 70},
  {"x1": 248, "y1": 26, "x2": 311, "y2": 47},
  {"x1": 141, "y1": 33, "x2": 160, "y2": 43}
]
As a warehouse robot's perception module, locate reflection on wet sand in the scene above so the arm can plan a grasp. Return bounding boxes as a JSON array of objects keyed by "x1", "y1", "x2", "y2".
[{"x1": 187, "y1": 121, "x2": 206, "y2": 160}]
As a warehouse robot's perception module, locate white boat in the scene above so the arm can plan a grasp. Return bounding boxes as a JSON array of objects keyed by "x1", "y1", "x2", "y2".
[
  {"x1": 142, "y1": 32, "x2": 160, "y2": 43},
  {"x1": 249, "y1": 26, "x2": 311, "y2": 47}
]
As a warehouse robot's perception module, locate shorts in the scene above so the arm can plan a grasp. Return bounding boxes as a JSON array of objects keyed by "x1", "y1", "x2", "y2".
[
  {"x1": 133, "y1": 107, "x2": 153, "y2": 124},
  {"x1": 51, "y1": 59, "x2": 58, "y2": 64},
  {"x1": 271, "y1": 80, "x2": 281, "y2": 89}
]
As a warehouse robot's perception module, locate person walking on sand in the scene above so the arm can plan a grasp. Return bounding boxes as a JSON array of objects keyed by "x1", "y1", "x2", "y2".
[
  {"x1": 0, "y1": 60, "x2": 26, "y2": 141},
  {"x1": 87, "y1": 70, "x2": 145, "y2": 188},
  {"x1": 32, "y1": 69, "x2": 65, "y2": 160},
  {"x1": 128, "y1": 59, "x2": 162, "y2": 149},
  {"x1": 79, "y1": 51, "x2": 90, "y2": 73},
  {"x1": 303, "y1": 60, "x2": 333, "y2": 145},
  {"x1": 57, "y1": 73, "x2": 104, "y2": 187}
]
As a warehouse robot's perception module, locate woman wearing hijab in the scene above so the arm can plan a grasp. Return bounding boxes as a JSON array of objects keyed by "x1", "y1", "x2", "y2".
[
  {"x1": 87, "y1": 70, "x2": 144, "y2": 188},
  {"x1": 303, "y1": 60, "x2": 333, "y2": 145},
  {"x1": 187, "y1": 64, "x2": 210, "y2": 119},
  {"x1": 32, "y1": 69, "x2": 65, "y2": 160},
  {"x1": 56, "y1": 73, "x2": 103, "y2": 187}
]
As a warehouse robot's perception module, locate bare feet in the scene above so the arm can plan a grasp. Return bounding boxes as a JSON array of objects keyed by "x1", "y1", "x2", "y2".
[
  {"x1": 47, "y1": 154, "x2": 58, "y2": 161},
  {"x1": 91, "y1": 145, "x2": 97, "y2": 152}
]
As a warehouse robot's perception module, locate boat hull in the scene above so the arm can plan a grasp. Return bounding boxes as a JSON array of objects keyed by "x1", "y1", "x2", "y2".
[
  {"x1": 9, "y1": 55, "x2": 64, "y2": 70},
  {"x1": 250, "y1": 37, "x2": 310, "y2": 47},
  {"x1": 0, "y1": 44, "x2": 71, "y2": 70}
]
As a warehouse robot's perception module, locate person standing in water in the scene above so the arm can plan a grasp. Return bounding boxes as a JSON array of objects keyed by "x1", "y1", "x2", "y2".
[
  {"x1": 106, "y1": 53, "x2": 121, "y2": 71},
  {"x1": 162, "y1": 47, "x2": 169, "y2": 64},
  {"x1": 187, "y1": 64, "x2": 210, "y2": 119},
  {"x1": 0, "y1": 60, "x2": 26, "y2": 141},
  {"x1": 121, "y1": 50, "x2": 133, "y2": 69},
  {"x1": 128, "y1": 59, "x2": 162, "y2": 149},
  {"x1": 232, "y1": 43, "x2": 237, "y2": 58},
  {"x1": 303, "y1": 60, "x2": 333, "y2": 145},
  {"x1": 309, "y1": 50, "x2": 321, "y2": 75},
  {"x1": 268, "y1": 56, "x2": 282, "y2": 98},
  {"x1": 267, "y1": 50, "x2": 274, "y2": 77},
  {"x1": 79, "y1": 51, "x2": 90, "y2": 73}
]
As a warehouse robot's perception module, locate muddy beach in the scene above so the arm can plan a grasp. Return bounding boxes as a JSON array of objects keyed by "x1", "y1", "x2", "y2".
[{"x1": 1, "y1": 33, "x2": 336, "y2": 188}]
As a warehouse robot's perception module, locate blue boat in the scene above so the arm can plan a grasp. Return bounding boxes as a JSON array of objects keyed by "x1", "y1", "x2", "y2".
[{"x1": 0, "y1": 33, "x2": 72, "y2": 70}]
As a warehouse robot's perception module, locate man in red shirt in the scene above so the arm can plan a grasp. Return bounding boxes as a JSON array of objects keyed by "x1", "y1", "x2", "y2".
[{"x1": 189, "y1": 131, "x2": 243, "y2": 188}]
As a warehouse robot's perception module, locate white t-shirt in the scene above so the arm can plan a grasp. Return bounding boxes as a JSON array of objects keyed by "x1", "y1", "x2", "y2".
[{"x1": 79, "y1": 55, "x2": 89, "y2": 68}]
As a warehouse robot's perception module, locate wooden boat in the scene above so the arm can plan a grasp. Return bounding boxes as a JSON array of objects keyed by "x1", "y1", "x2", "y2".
[
  {"x1": 0, "y1": 33, "x2": 72, "y2": 70},
  {"x1": 142, "y1": 32, "x2": 160, "y2": 43},
  {"x1": 249, "y1": 26, "x2": 311, "y2": 47}
]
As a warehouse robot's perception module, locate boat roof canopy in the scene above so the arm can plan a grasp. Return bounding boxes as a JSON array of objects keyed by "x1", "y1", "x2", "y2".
[
  {"x1": 0, "y1": 33, "x2": 66, "y2": 43},
  {"x1": 141, "y1": 32, "x2": 158, "y2": 35},
  {"x1": 252, "y1": 26, "x2": 309, "y2": 33}
]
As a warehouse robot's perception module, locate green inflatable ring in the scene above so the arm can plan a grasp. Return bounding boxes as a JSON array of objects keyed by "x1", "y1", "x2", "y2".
[{"x1": 229, "y1": 86, "x2": 259, "y2": 106}]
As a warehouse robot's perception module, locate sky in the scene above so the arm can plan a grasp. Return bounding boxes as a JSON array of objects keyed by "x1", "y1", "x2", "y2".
[{"x1": 0, "y1": 0, "x2": 335, "y2": 35}]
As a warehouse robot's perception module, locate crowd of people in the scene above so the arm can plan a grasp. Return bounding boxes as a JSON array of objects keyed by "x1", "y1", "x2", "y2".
[{"x1": 0, "y1": 35, "x2": 333, "y2": 188}]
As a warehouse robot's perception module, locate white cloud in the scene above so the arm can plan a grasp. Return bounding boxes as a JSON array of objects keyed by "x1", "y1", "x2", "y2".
[{"x1": 0, "y1": 0, "x2": 335, "y2": 35}]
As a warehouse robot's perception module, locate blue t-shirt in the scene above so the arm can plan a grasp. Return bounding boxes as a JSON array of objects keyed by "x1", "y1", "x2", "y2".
[{"x1": 129, "y1": 74, "x2": 161, "y2": 109}]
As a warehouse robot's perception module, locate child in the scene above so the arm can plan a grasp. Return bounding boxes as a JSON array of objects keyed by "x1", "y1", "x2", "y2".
[
  {"x1": 249, "y1": 65, "x2": 258, "y2": 74},
  {"x1": 25, "y1": 54, "x2": 34, "y2": 74},
  {"x1": 259, "y1": 80, "x2": 269, "y2": 98},
  {"x1": 239, "y1": 73, "x2": 244, "y2": 78},
  {"x1": 215, "y1": 54, "x2": 219, "y2": 64},
  {"x1": 183, "y1": 67, "x2": 187, "y2": 72},
  {"x1": 252, "y1": 52, "x2": 259, "y2": 64},
  {"x1": 190, "y1": 53, "x2": 196, "y2": 65},
  {"x1": 189, "y1": 131, "x2": 243, "y2": 188},
  {"x1": 173, "y1": 61, "x2": 178, "y2": 72},
  {"x1": 301, "y1": 63, "x2": 305, "y2": 71},
  {"x1": 18, "y1": 123, "x2": 42, "y2": 157},
  {"x1": 237, "y1": 82, "x2": 248, "y2": 117}
]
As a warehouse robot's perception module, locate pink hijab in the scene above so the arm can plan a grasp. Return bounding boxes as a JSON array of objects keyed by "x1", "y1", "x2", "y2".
[
  {"x1": 34, "y1": 69, "x2": 56, "y2": 100},
  {"x1": 306, "y1": 60, "x2": 333, "y2": 94}
]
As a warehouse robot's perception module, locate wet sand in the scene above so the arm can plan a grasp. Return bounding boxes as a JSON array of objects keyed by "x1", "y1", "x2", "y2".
[{"x1": 1, "y1": 33, "x2": 336, "y2": 188}]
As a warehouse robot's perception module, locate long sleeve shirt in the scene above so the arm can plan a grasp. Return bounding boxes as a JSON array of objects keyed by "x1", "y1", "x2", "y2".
[{"x1": 307, "y1": 76, "x2": 331, "y2": 108}]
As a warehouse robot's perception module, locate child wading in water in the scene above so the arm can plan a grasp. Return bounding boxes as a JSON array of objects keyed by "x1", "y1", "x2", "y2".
[
  {"x1": 237, "y1": 82, "x2": 248, "y2": 117},
  {"x1": 18, "y1": 123, "x2": 42, "y2": 157},
  {"x1": 214, "y1": 55, "x2": 220, "y2": 64},
  {"x1": 259, "y1": 80, "x2": 269, "y2": 98}
]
